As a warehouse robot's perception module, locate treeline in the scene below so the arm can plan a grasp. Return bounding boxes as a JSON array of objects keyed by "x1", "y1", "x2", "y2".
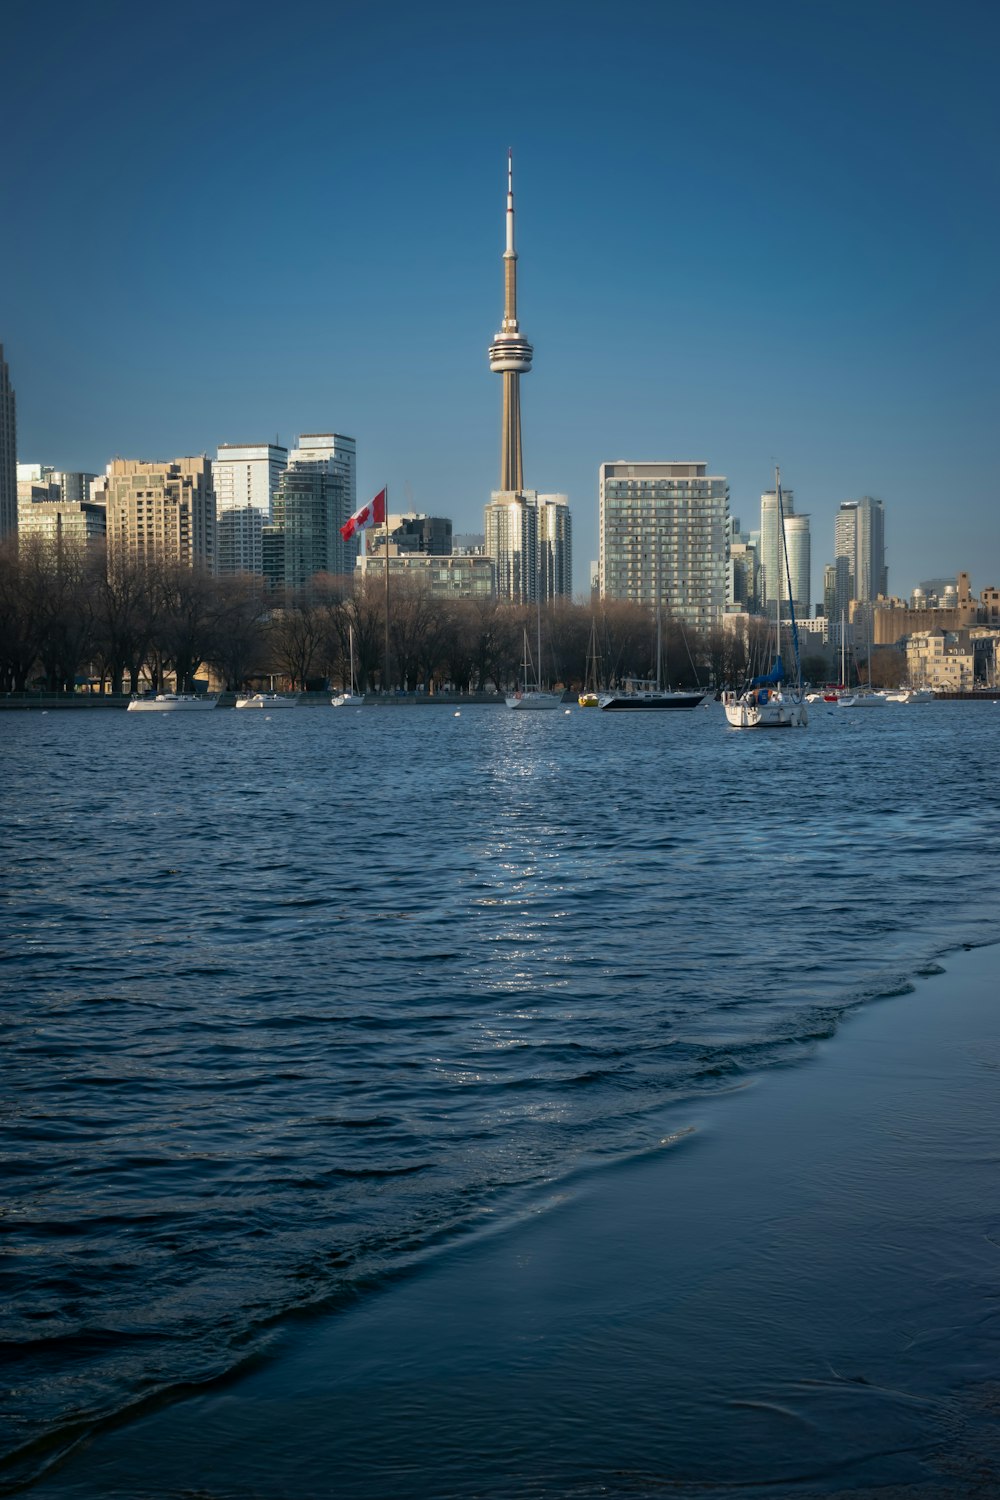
[{"x1": 1, "y1": 537, "x2": 790, "y2": 694}]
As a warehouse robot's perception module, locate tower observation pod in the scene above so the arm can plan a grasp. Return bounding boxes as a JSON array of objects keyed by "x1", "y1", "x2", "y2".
[{"x1": 488, "y1": 150, "x2": 533, "y2": 493}]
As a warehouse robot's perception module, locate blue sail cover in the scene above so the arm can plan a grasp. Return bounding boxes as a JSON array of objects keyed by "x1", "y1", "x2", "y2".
[{"x1": 750, "y1": 656, "x2": 784, "y2": 686}]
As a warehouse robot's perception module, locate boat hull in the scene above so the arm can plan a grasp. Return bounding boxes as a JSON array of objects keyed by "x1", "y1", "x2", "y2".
[
  {"x1": 506, "y1": 692, "x2": 563, "y2": 710},
  {"x1": 331, "y1": 694, "x2": 365, "y2": 708},
  {"x1": 722, "y1": 691, "x2": 808, "y2": 728},
  {"x1": 127, "y1": 695, "x2": 217, "y2": 712},
  {"x1": 599, "y1": 692, "x2": 705, "y2": 711},
  {"x1": 235, "y1": 694, "x2": 298, "y2": 709}
]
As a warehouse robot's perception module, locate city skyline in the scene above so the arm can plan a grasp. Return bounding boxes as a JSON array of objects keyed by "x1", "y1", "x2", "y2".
[{"x1": 3, "y1": 0, "x2": 998, "y2": 599}]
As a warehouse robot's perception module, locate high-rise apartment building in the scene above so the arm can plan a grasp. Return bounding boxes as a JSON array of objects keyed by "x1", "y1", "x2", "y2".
[
  {"x1": 214, "y1": 444, "x2": 287, "y2": 519},
  {"x1": 291, "y1": 434, "x2": 356, "y2": 517},
  {"x1": 599, "y1": 461, "x2": 728, "y2": 631},
  {"x1": 213, "y1": 443, "x2": 287, "y2": 575},
  {"x1": 760, "y1": 484, "x2": 810, "y2": 619},
  {"x1": 0, "y1": 345, "x2": 16, "y2": 539},
  {"x1": 271, "y1": 461, "x2": 348, "y2": 588},
  {"x1": 835, "y1": 496, "x2": 887, "y2": 604},
  {"x1": 217, "y1": 506, "x2": 264, "y2": 576},
  {"x1": 105, "y1": 457, "x2": 216, "y2": 571},
  {"x1": 727, "y1": 516, "x2": 759, "y2": 614},
  {"x1": 537, "y1": 493, "x2": 572, "y2": 601},
  {"x1": 485, "y1": 489, "x2": 538, "y2": 603}
]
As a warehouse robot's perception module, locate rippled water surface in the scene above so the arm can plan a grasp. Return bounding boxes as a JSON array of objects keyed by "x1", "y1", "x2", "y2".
[{"x1": 2, "y1": 700, "x2": 999, "y2": 1490}]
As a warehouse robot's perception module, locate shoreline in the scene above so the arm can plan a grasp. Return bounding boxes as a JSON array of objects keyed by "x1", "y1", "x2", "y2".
[{"x1": 32, "y1": 939, "x2": 1000, "y2": 1499}]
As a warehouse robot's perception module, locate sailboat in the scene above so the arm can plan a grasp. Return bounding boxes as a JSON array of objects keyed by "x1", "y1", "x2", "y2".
[
  {"x1": 722, "y1": 468, "x2": 808, "y2": 729},
  {"x1": 506, "y1": 600, "x2": 562, "y2": 712},
  {"x1": 599, "y1": 608, "x2": 705, "y2": 711},
  {"x1": 331, "y1": 624, "x2": 365, "y2": 707},
  {"x1": 578, "y1": 618, "x2": 602, "y2": 707}
]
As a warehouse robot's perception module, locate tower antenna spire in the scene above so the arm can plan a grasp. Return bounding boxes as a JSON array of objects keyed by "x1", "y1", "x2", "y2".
[{"x1": 489, "y1": 151, "x2": 533, "y2": 492}]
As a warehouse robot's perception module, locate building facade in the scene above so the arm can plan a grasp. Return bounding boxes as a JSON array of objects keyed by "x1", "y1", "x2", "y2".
[
  {"x1": 599, "y1": 461, "x2": 728, "y2": 631},
  {"x1": 271, "y1": 461, "x2": 348, "y2": 588},
  {"x1": 367, "y1": 512, "x2": 453, "y2": 556},
  {"x1": 356, "y1": 551, "x2": 495, "y2": 598},
  {"x1": 105, "y1": 457, "x2": 216, "y2": 571},
  {"x1": 835, "y1": 496, "x2": 887, "y2": 606},
  {"x1": 485, "y1": 490, "x2": 538, "y2": 603},
  {"x1": 291, "y1": 434, "x2": 356, "y2": 516},
  {"x1": 217, "y1": 505, "x2": 265, "y2": 576},
  {"x1": 17, "y1": 497, "x2": 106, "y2": 549},
  {"x1": 0, "y1": 345, "x2": 16, "y2": 539},
  {"x1": 760, "y1": 485, "x2": 810, "y2": 620},
  {"x1": 537, "y1": 493, "x2": 572, "y2": 601}
]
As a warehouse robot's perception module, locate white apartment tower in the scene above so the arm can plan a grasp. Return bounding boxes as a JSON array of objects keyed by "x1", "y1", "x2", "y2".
[
  {"x1": 599, "y1": 461, "x2": 729, "y2": 631},
  {"x1": 760, "y1": 484, "x2": 810, "y2": 620},
  {"x1": 214, "y1": 442, "x2": 288, "y2": 575},
  {"x1": 537, "y1": 493, "x2": 573, "y2": 601},
  {"x1": 291, "y1": 434, "x2": 356, "y2": 517}
]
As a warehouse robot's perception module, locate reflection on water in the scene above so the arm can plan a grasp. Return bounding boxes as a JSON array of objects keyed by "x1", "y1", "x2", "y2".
[{"x1": 2, "y1": 703, "x2": 999, "y2": 1489}]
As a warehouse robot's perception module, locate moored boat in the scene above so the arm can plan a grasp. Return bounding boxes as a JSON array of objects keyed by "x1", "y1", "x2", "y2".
[
  {"x1": 599, "y1": 680, "x2": 705, "y2": 711},
  {"x1": 235, "y1": 693, "x2": 298, "y2": 709},
  {"x1": 722, "y1": 467, "x2": 808, "y2": 731},
  {"x1": 127, "y1": 694, "x2": 217, "y2": 712}
]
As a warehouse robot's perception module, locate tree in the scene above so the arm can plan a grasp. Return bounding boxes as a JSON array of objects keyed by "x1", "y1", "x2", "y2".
[{"x1": 266, "y1": 592, "x2": 328, "y2": 689}]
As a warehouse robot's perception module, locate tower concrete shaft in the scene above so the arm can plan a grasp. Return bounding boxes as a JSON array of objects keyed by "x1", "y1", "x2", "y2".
[{"x1": 488, "y1": 151, "x2": 533, "y2": 492}]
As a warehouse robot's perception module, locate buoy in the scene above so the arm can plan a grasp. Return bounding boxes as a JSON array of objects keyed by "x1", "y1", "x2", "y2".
[{"x1": 454, "y1": 711, "x2": 461, "y2": 717}]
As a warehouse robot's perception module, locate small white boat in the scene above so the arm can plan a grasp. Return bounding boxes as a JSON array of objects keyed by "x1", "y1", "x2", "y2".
[
  {"x1": 723, "y1": 467, "x2": 807, "y2": 731},
  {"x1": 507, "y1": 689, "x2": 563, "y2": 710},
  {"x1": 883, "y1": 687, "x2": 934, "y2": 704},
  {"x1": 332, "y1": 626, "x2": 366, "y2": 707},
  {"x1": 507, "y1": 627, "x2": 561, "y2": 711},
  {"x1": 722, "y1": 687, "x2": 808, "y2": 728},
  {"x1": 235, "y1": 693, "x2": 298, "y2": 710},
  {"x1": 837, "y1": 691, "x2": 886, "y2": 707},
  {"x1": 127, "y1": 694, "x2": 217, "y2": 712}
]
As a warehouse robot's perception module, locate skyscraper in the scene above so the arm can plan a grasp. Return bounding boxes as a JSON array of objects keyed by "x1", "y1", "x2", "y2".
[
  {"x1": 537, "y1": 494, "x2": 573, "y2": 601},
  {"x1": 760, "y1": 484, "x2": 810, "y2": 619},
  {"x1": 488, "y1": 152, "x2": 532, "y2": 493},
  {"x1": 214, "y1": 442, "x2": 287, "y2": 575},
  {"x1": 271, "y1": 461, "x2": 348, "y2": 588},
  {"x1": 214, "y1": 443, "x2": 287, "y2": 520},
  {"x1": 599, "y1": 462, "x2": 729, "y2": 631},
  {"x1": 0, "y1": 345, "x2": 16, "y2": 539},
  {"x1": 835, "y1": 496, "x2": 887, "y2": 604},
  {"x1": 292, "y1": 434, "x2": 356, "y2": 520}
]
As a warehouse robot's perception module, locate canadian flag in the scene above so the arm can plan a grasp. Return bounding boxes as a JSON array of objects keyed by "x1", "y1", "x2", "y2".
[{"x1": 340, "y1": 489, "x2": 387, "y2": 543}]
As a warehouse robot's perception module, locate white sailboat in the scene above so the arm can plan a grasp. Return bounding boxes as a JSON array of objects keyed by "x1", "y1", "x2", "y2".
[
  {"x1": 332, "y1": 625, "x2": 365, "y2": 707},
  {"x1": 507, "y1": 622, "x2": 561, "y2": 711},
  {"x1": 235, "y1": 692, "x2": 298, "y2": 709},
  {"x1": 127, "y1": 693, "x2": 217, "y2": 712},
  {"x1": 722, "y1": 467, "x2": 808, "y2": 729}
]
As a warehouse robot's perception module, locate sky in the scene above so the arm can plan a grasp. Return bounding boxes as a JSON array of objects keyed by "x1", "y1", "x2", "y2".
[{"x1": 3, "y1": 0, "x2": 998, "y2": 601}]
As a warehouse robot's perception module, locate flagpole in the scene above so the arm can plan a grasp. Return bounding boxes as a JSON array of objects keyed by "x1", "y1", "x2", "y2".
[{"x1": 383, "y1": 485, "x2": 391, "y2": 695}]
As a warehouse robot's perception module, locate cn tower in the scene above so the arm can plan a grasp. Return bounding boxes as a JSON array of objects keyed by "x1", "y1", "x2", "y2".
[{"x1": 488, "y1": 150, "x2": 533, "y2": 493}]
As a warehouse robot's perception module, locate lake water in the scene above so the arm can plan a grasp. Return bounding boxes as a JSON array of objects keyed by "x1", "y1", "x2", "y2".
[{"x1": 2, "y1": 700, "x2": 999, "y2": 1491}]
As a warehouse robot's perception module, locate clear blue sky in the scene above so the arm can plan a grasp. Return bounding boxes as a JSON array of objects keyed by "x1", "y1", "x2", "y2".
[{"x1": 3, "y1": 0, "x2": 998, "y2": 601}]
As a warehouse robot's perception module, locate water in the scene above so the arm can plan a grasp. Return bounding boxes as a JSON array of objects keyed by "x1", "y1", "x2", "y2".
[{"x1": 2, "y1": 700, "x2": 999, "y2": 1492}]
